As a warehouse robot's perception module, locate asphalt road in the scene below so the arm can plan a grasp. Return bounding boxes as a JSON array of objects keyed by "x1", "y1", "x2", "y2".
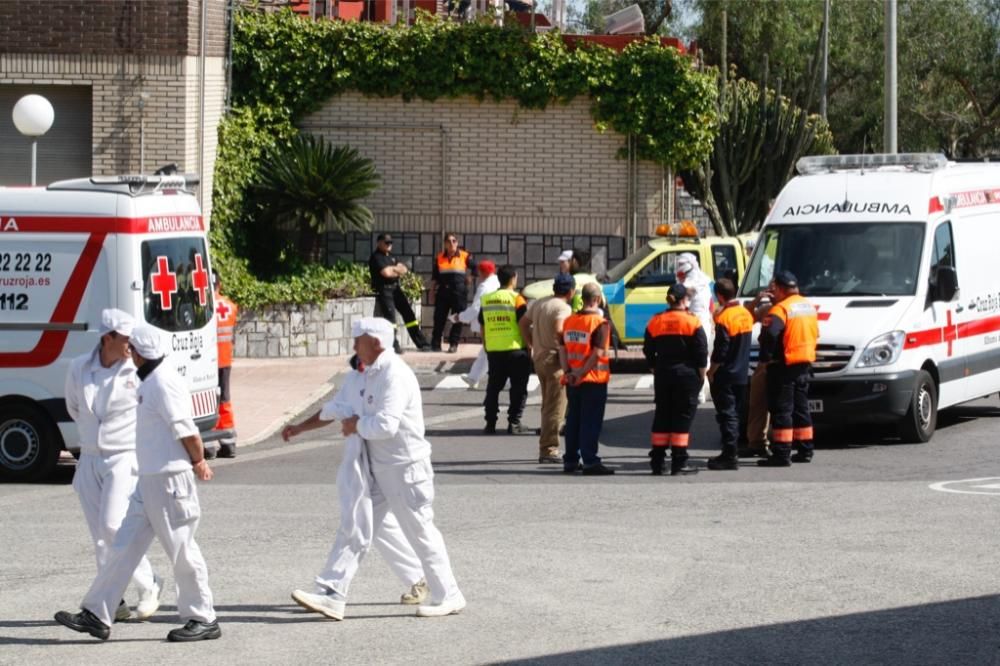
[{"x1": 3, "y1": 372, "x2": 1000, "y2": 665}]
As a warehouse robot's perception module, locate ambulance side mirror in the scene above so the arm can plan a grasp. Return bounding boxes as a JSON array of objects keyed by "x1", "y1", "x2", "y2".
[{"x1": 930, "y1": 265, "x2": 958, "y2": 303}]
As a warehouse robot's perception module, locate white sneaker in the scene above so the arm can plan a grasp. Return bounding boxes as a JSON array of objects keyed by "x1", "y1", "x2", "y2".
[
  {"x1": 134, "y1": 575, "x2": 163, "y2": 621},
  {"x1": 400, "y1": 579, "x2": 428, "y2": 605},
  {"x1": 114, "y1": 599, "x2": 131, "y2": 622},
  {"x1": 416, "y1": 591, "x2": 466, "y2": 617},
  {"x1": 291, "y1": 589, "x2": 345, "y2": 620}
]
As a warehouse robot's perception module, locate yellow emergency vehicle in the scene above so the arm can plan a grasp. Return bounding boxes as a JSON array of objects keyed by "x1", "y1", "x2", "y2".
[{"x1": 522, "y1": 223, "x2": 748, "y2": 345}]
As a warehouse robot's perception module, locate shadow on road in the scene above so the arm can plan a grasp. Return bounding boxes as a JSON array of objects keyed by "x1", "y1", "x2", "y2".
[{"x1": 499, "y1": 594, "x2": 1000, "y2": 665}]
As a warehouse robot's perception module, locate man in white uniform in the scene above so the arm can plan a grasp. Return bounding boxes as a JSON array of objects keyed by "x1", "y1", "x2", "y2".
[
  {"x1": 282, "y1": 354, "x2": 428, "y2": 617},
  {"x1": 454, "y1": 260, "x2": 500, "y2": 388},
  {"x1": 55, "y1": 325, "x2": 220, "y2": 642},
  {"x1": 676, "y1": 252, "x2": 713, "y2": 403},
  {"x1": 291, "y1": 318, "x2": 466, "y2": 619},
  {"x1": 65, "y1": 309, "x2": 162, "y2": 622}
]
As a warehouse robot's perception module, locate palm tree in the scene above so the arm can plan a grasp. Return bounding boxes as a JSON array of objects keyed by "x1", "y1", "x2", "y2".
[{"x1": 253, "y1": 134, "x2": 381, "y2": 264}]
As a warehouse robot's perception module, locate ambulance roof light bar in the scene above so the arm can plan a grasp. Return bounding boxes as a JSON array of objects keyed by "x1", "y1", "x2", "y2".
[
  {"x1": 88, "y1": 174, "x2": 201, "y2": 195},
  {"x1": 796, "y1": 153, "x2": 948, "y2": 175}
]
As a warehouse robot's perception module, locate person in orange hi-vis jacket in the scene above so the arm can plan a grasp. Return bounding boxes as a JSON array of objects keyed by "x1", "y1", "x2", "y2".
[
  {"x1": 643, "y1": 283, "x2": 707, "y2": 476},
  {"x1": 212, "y1": 272, "x2": 238, "y2": 458},
  {"x1": 757, "y1": 270, "x2": 819, "y2": 468}
]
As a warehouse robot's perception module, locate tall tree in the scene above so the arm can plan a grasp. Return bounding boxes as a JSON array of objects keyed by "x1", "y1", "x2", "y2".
[{"x1": 693, "y1": 0, "x2": 1000, "y2": 157}]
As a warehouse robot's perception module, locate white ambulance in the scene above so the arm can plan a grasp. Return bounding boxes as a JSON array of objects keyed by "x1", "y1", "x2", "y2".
[
  {"x1": 0, "y1": 174, "x2": 224, "y2": 481},
  {"x1": 740, "y1": 153, "x2": 1000, "y2": 443}
]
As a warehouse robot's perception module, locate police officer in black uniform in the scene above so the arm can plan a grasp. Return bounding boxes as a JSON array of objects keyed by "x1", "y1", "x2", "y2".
[
  {"x1": 430, "y1": 232, "x2": 472, "y2": 353},
  {"x1": 368, "y1": 233, "x2": 431, "y2": 353}
]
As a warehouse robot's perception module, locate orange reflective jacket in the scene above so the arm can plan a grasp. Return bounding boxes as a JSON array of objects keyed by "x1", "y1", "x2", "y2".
[
  {"x1": 215, "y1": 293, "x2": 238, "y2": 368},
  {"x1": 436, "y1": 249, "x2": 470, "y2": 277},
  {"x1": 563, "y1": 312, "x2": 610, "y2": 384},
  {"x1": 769, "y1": 294, "x2": 818, "y2": 364}
]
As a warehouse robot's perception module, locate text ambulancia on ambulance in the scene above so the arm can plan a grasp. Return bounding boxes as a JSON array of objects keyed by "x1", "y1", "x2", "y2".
[
  {"x1": 740, "y1": 153, "x2": 1000, "y2": 443},
  {"x1": 0, "y1": 173, "x2": 226, "y2": 480}
]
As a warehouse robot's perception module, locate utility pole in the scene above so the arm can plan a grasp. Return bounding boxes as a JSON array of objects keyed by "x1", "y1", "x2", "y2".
[
  {"x1": 883, "y1": 0, "x2": 897, "y2": 153},
  {"x1": 820, "y1": 0, "x2": 829, "y2": 120}
]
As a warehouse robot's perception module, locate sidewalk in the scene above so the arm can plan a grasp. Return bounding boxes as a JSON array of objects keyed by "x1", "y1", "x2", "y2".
[{"x1": 230, "y1": 344, "x2": 482, "y2": 446}]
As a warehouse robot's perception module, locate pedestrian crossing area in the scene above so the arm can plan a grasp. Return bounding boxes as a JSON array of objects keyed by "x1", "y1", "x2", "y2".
[{"x1": 416, "y1": 373, "x2": 657, "y2": 392}]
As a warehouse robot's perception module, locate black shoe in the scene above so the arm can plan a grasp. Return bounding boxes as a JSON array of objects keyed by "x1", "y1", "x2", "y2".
[
  {"x1": 707, "y1": 455, "x2": 739, "y2": 471},
  {"x1": 582, "y1": 464, "x2": 615, "y2": 476},
  {"x1": 791, "y1": 453, "x2": 813, "y2": 463},
  {"x1": 563, "y1": 462, "x2": 582, "y2": 473},
  {"x1": 651, "y1": 465, "x2": 664, "y2": 476},
  {"x1": 738, "y1": 446, "x2": 769, "y2": 458},
  {"x1": 483, "y1": 423, "x2": 497, "y2": 435},
  {"x1": 670, "y1": 465, "x2": 699, "y2": 476},
  {"x1": 204, "y1": 447, "x2": 218, "y2": 460},
  {"x1": 54, "y1": 609, "x2": 110, "y2": 641},
  {"x1": 167, "y1": 619, "x2": 221, "y2": 642},
  {"x1": 218, "y1": 444, "x2": 236, "y2": 459},
  {"x1": 447, "y1": 343, "x2": 459, "y2": 353},
  {"x1": 429, "y1": 345, "x2": 443, "y2": 352},
  {"x1": 757, "y1": 456, "x2": 791, "y2": 467},
  {"x1": 507, "y1": 422, "x2": 530, "y2": 435}
]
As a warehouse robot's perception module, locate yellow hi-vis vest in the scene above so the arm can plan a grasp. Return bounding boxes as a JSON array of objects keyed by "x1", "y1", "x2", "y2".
[{"x1": 481, "y1": 289, "x2": 526, "y2": 352}]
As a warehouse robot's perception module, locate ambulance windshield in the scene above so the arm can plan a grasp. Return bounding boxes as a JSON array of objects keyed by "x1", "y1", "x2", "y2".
[
  {"x1": 740, "y1": 223, "x2": 924, "y2": 297},
  {"x1": 141, "y1": 238, "x2": 214, "y2": 332}
]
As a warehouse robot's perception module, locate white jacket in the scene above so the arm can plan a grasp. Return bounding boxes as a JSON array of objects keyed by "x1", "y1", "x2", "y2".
[
  {"x1": 135, "y1": 361, "x2": 199, "y2": 476},
  {"x1": 64, "y1": 347, "x2": 139, "y2": 456},
  {"x1": 682, "y1": 268, "x2": 713, "y2": 333},
  {"x1": 358, "y1": 351, "x2": 431, "y2": 466},
  {"x1": 457, "y1": 274, "x2": 500, "y2": 334}
]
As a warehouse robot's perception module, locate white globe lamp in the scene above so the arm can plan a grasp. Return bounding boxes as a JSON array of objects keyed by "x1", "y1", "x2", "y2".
[{"x1": 12, "y1": 94, "x2": 55, "y2": 186}]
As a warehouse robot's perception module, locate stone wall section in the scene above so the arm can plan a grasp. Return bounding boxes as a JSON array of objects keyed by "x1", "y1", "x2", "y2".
[{"x1": 234, "y1": 297, "x2": 422, "y2": 358}]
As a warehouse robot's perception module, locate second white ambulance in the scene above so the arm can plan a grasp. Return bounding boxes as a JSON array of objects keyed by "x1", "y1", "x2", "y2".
[
  {"x1": 0, "y1": 174, "x2": 223, "y2": 480},
  {"x1": 740, "y1": 153, "x2": 1000, "y2": 442}
]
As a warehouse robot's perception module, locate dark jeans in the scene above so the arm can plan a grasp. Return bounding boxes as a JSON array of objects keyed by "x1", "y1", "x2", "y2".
[
  {"x1": 767, "y1": 363, "x2": 813, "y2": 460},
  {"x1": 484, "y1": 349, "x2": 531, "y2": 425},
  {"x1": 374, "y1": 287, "x2": 428, "y2": 351},
  {"x1": 564, "y1": 382, "x2": 608, "y2": 469},
  {"x1": 431, "y1": 289, "x2": 466, "y2": 348},
  {"x1": 711, "y1": 380, "x2": 746, "y2": 458}
]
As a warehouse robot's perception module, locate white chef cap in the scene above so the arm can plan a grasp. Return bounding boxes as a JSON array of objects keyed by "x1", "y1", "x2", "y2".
[
  {"x1": 557, "y1": 250, "x2": 573, "y2": 263},
  {"x1": 676, "y1": 252, "x2": 698, "y2": 274},
  {"x1": 351, "y1": 317, "x2": 395, "y2": 351},
  {"x1": 129, "y1": 324, "x2": 167, "y2": 360},
  {"x1": 99, "y1": 308, "x2": 134, "y2": 337}
]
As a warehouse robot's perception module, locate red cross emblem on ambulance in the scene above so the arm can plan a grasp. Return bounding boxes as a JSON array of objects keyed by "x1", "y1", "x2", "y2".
[
  {"x1": 150, "y1": 256, "x2": 178, "y2": 310},
  {"x1": 191, "y1": 254, "x2": 209, "y2": 306}
]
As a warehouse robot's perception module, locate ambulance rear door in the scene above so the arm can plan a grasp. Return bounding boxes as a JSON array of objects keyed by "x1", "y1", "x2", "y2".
[{"x1": 121, "y1": 196, "x2": 219, "y2": 433}]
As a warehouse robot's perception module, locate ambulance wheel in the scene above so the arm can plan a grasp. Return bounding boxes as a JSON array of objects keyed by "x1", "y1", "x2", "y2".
[
  {"x1": 0, "y1": 403, "x2": 62, "y2": 482},
  {"x1": 899, "y1": 371, "x2": 937, "y2": 444}
]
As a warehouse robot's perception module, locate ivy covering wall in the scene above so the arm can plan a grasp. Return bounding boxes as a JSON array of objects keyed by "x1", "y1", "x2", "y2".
[{"x1": 213, "y1": 10, "x2": 720, "y2": 308}]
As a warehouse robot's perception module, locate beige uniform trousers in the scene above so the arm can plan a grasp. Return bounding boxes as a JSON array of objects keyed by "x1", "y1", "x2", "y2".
[
  {"x1": 747, "y1": 363, "x2": 770, "y2": 448},
  {"x1": 534, "y1": 352, "x2": 566, "y2": 457}
]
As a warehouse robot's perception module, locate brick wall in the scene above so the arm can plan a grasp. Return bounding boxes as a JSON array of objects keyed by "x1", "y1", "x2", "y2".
[
  {"x1": 299, "y1": 92, "x2": 674, "y2": 237},
  {"x1": 0, "y1": 1, "x2": 228, "y2": 57}
]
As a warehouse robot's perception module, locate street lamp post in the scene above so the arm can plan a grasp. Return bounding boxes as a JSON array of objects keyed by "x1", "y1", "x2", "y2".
[{"x1": 12, "y1": 94, "x2": 55, "y2": 186}]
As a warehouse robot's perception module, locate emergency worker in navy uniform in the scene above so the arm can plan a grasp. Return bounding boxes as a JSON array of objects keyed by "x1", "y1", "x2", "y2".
[
  {"x1": 430, "y1": 233, "x2": 472, "y2": 353},
  {"x1": 368, "y1": 233, "x2": 431, "y2": 353},
  {"x1": 643, "y1": 284, "x2": 707, "y2": 476},
  {"x1": 757, "y1": 270, "x2": 819, "y2": 467},
  {"x1": 706, "y1": 278, "x2": 753, "y2": 470}
]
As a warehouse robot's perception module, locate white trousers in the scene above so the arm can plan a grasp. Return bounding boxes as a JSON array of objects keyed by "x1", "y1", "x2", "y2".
[
  {"x1": 315, "y1": 435, "x2": 424, "y2": 596},
  {"x1": 468, "y1": 347, "x2": 488, "y2": 385},
  {"x1": 369, "y1": 456, "x2": 460, "y2": 604},
  {"x1": 82, "y1": 470, "x2": 215, "y2": 626},
  {"x1": 73, "y1": 452, "x2": 156, "y2": 598}
]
